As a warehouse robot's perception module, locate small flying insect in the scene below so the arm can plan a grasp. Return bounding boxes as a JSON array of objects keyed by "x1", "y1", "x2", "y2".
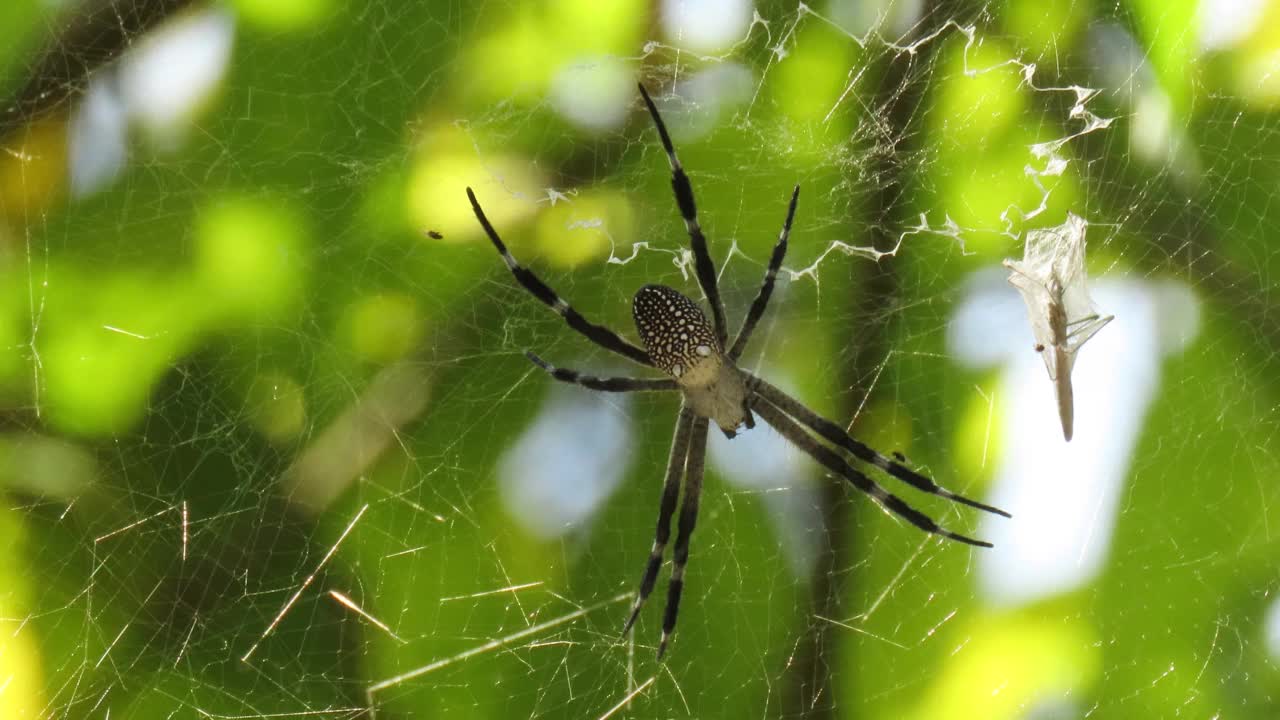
[{"x1": 1004, "y1": 213, "x2": 1113, "y2": 441}]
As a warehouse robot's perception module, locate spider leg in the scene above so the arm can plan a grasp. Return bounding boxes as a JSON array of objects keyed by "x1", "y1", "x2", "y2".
[
  {"x1": 623, "y1": 406, "x2": 695, "y2": 637},
  {"x1": 749, "y1": 376, "x2": 1010, "y2": 518},
  {"x1": 752, "y1": 401, "x2": 993, "y2": 548},
  {"x1": 467, "y1": 187, "x2": 653, "y2": 367},
  {"x1": 525, "y1": 352, "x2": 677, "y2": 393},
  {"x1": 728, "y1": 184, "x2": 800, "y2": 362},
  {"x1": 658, "y1": 415, "x2": 709, "y2": 659},
  {"x1": 637, "y1": 83, "x2": 729, "y2": 346}
]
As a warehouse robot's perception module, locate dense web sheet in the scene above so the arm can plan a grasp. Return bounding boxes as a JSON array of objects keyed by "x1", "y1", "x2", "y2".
[{"x1": 1, "y1": 0, "x2": 1279, "y2": 718}]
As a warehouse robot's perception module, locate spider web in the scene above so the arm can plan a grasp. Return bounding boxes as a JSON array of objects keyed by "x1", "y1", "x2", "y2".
[{"x1": 1, "y1": 0, "x2": 1277, "y2": 718}]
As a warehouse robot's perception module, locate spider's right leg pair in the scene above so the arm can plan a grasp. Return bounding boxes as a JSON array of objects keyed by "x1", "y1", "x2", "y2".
[{"x1": 723, "y1": 181, "x2": 1007, "y2": 531}]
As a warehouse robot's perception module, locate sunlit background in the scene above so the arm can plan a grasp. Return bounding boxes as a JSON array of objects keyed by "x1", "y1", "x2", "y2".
[{"x1": 2, "y1": 0, "x2": 1278, "y2": 717}]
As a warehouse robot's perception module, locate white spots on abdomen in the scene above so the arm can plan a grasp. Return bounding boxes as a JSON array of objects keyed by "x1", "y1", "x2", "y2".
[{"x1": 632, "y1": 284, "x2": 721, "y2": 382}]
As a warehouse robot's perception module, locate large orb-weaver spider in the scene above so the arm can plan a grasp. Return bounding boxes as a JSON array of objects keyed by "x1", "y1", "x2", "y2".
[{"x1": 466, "y1": 83, "x2": 1009, "y2": 658}]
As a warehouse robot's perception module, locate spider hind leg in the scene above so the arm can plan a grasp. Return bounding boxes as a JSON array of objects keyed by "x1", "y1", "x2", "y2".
[{"x1": 637, "y1": 83, "x2": 729, "y2": 346}]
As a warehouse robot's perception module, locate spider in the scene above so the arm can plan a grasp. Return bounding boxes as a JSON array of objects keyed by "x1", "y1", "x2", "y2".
[{"x1": 466, "y1": 83, "x2": 1009, "y2": 659}]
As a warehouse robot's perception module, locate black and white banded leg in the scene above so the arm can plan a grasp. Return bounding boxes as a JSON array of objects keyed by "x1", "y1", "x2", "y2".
[
  {"x1": 749, "y1": 377, "x2": 1009, "y2": 518},
  {"x1": 623, "y1": 406, "x2": 695, "y2": 637},
  {"x1": 728, "y1": 184, "x2": 800, "y2": 362},
  {"x1": 525, "y1": 352, "x2": 677, "y2": 393},
  {"x1": 637, "y1": 83, "x2": 729, "y2": 347},
  {"x1": 659, "y1": 415, "x2": 709, "y2": 659},
  {"x1": 467, "y1": 187, "x2": 653, "y2": 367},
  {"x1": 752, "y1": 401, "x2": 991, "y2": 548}
]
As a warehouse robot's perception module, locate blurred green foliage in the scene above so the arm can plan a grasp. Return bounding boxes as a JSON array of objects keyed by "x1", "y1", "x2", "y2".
[{"x1": 2, "y1": 0, "x2": 1280, "y2": 718}]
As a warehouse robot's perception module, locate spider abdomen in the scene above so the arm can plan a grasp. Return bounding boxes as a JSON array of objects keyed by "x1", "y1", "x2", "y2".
[
  {"x1": 632, "y1": 284, "x2": 721, "y2": 384},
  {"x1": 633, "y1": 284, "x2": 752, "y2": 436}
]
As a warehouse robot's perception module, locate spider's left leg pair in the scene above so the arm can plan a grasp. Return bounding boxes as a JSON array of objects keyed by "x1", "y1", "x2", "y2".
[
  {"x1": 727, "y1": 186, "x2": 1009, "y2": 521},
  {"x1": 752, "y1": 401, "x2": 991, "y2": 546},
  {"x1": 750, "y1": 378, "x2": 1009, "y2": 518}
]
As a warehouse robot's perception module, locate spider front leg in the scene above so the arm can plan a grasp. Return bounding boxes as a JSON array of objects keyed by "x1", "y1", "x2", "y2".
[
  {"x1": 623, "y1": 407, "x2": 694, "y2": 637},
  {"x1": 659, "y1": 415, "x2": 709, "y2": 659}
]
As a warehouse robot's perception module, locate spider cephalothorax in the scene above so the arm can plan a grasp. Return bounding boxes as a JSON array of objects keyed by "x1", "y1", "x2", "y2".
[
  {"x1": 466, "y1": 82, "x2": 1009, "y2": 659},
  {"x1": 633, "y1": 284, "x2": 753, "y2": 437}
]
